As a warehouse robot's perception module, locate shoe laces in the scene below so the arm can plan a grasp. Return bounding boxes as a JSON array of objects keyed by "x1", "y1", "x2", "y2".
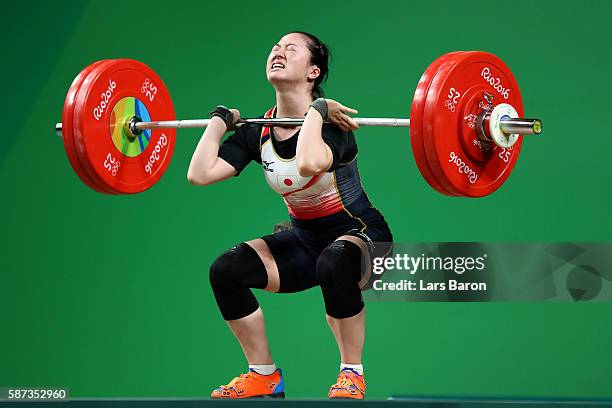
[
  {"x1": 333, "y1": 371, "x2": 364, "y2": 393},
  {"x1": 334, "y1": 377, "x2": 355, "y2": 388},
  {"x1": 220, "y1": 372, "x2": 253, "y2": 390},
  {"x1": 333, "y1": 371, "x2": 356, "y2": 389}
]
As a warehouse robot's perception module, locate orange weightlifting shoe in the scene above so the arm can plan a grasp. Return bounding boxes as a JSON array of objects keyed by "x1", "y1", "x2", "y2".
[
  {"x1": 328, "y1": 368, "x2": 366, "y2": 399},
  {"x1": 211, "y1": 368, "x2": 285, "y2": 399}
]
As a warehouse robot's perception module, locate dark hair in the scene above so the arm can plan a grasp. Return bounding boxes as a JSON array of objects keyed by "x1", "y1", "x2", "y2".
[{"x1": 287, "y1": 31, "x2": 331, "y2": 99}]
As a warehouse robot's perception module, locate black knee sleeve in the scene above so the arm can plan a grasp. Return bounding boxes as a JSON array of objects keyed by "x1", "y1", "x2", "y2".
[
  {"x1": 209, "y1": 243, "x2": 268, "y2": 320},
  {"x1": 316, "y1": 240, "x2": 365, "y2": 319}
]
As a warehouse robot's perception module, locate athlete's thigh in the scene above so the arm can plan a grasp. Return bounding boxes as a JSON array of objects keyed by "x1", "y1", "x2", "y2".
[
  {"x1": 245, "y1": 238, "x2": 281, "y2": 293},
  {"x1": 255, "y1": 230, "x2": 319, "y2": 293}
]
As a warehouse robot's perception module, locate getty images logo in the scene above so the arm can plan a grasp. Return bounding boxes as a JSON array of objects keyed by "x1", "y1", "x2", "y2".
[{"x1": 372, "y1": 253, "x2": 488, "y2": 275}]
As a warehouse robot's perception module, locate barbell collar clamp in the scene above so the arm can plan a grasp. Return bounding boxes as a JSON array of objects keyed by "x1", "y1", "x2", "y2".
[{"x1": 127, "y1": 116, "x2": 143, "y2": 137}]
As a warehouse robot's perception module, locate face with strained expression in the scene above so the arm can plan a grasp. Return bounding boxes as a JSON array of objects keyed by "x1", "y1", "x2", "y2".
[{"x1": 266, "y1": 33, "x2": 320, "y2": 92}]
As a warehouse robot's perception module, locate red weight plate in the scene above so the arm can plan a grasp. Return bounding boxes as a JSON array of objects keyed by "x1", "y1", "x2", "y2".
[
  {"x1": 72, "y1": 60, "x2": 123, "y2": 194},
  {"x1": 421, "y1": 53, "x2": 472, "y2": 196},
  {"x1": 423, "y1": 52, "x2": 476, "y2": 196},
  {"x1": 73, "y1": 59, "x2": 176, "y2": 194},
  {"x1": 410, "y1": 51, "x2": 464, "y2": 196},
  {"x1": 61, "y1": 59, "x2": 115, "y2": 193},
  {"x1": 423, "y1": 52, "x2": 524, "y2": 197}
]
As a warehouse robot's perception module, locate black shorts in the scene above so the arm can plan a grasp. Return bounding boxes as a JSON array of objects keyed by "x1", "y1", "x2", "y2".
[{"x1": 260, "y1": 197, "x2": 393, "y2": 293}]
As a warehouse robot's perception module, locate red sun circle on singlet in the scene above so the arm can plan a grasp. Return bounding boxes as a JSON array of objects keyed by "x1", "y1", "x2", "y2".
[{"x1": 283, "y1": 178, "x2": 293, "y2": 186}]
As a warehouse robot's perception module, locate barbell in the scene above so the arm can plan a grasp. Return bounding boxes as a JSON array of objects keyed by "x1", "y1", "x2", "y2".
[{"x1": 54, "y1": 51, "x2": 542, "y2": 196}]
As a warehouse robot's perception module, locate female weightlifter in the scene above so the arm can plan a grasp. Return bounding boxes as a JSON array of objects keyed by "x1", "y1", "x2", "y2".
[{"x1": 187, "y1": 31, "x2": 393, "y2": 400}]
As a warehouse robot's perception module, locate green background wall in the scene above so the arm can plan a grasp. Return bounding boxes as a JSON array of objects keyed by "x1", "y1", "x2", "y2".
[{"x1": 1, "y1": 0, "x2": 611, "y2": 400}]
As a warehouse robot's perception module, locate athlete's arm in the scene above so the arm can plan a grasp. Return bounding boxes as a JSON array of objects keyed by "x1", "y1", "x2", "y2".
[
  {"x1": 187, "y1": 110, "x2": 240, "y2": 186},
  {"x1": 297, "y1": 99, "x2": 358, "y2": 177}
]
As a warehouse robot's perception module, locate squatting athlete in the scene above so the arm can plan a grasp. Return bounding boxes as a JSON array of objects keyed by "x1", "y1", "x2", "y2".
[{"x1": 187, "y1": 31, "x2": 393, "y2": 400}]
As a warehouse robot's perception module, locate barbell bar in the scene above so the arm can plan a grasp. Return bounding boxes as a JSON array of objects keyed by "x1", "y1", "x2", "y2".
[
  {"x1": 55, "y1": 116, "x2": 541, "y2": 136},
  {"x1": 55, "y1": 51, "x2": 543, "y2": 196}
]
